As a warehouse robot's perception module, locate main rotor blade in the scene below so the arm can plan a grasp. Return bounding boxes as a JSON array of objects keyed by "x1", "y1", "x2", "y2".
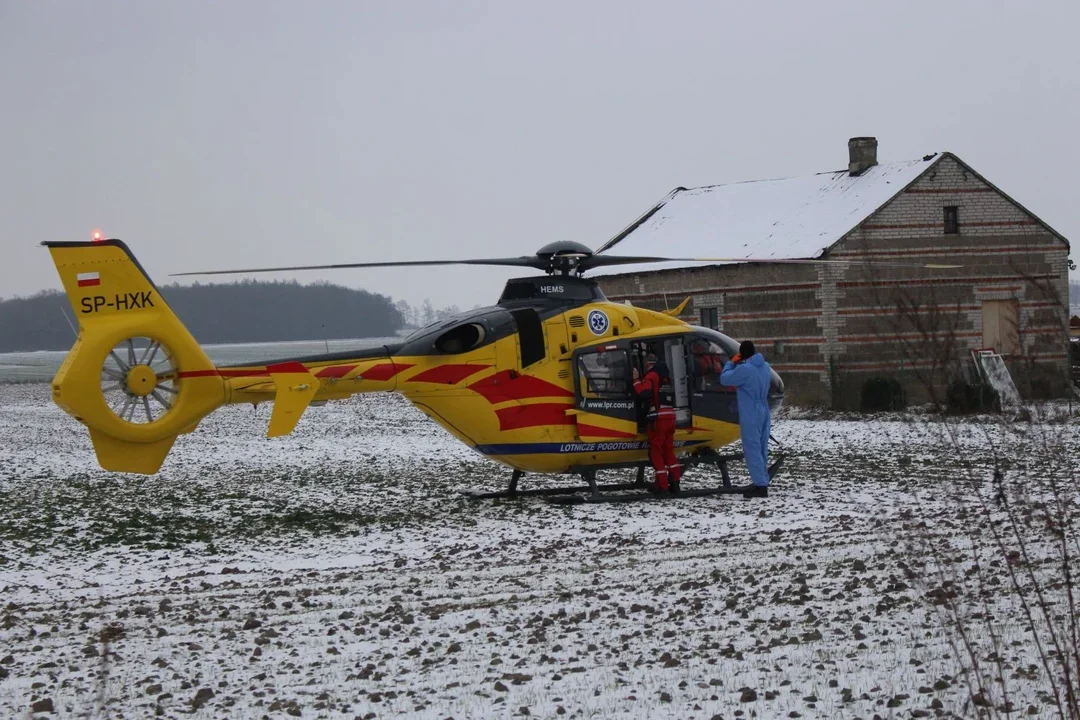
[
  {"x1": 580, "y1": 255, "x2": 961, "y2": 271},
  {"x1": 170, "y1": 256, "x2": 544, "y2": 277}
]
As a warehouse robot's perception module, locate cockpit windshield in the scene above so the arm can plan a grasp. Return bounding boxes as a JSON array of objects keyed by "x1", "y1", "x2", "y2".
[{"x1": 402, "y1": 317, "x2": 459, "y2": 343}]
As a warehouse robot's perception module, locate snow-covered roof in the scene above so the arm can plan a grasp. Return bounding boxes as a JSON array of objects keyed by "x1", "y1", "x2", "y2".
[{"x1": 591, "y1": 155, "x2": 941, "y2": 276}]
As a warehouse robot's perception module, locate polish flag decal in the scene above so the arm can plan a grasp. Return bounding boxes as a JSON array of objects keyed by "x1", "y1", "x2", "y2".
[{"x1": 76, "y1": 272, "x2": 100, "y2": 287}]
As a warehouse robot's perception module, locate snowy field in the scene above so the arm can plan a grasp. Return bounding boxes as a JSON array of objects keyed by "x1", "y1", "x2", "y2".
[{"x1": 1, "y1": 383, "x2": 1077, "y2": 719}]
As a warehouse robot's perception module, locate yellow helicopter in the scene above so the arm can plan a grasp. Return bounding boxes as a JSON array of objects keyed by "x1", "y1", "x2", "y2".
[{"x1": 42, "y1": 237, "x2": 952, "y2": 503}]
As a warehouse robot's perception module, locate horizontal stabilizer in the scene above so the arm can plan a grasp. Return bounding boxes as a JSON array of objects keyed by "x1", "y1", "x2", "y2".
[
  {"x1": 267, "y1": 362, "x2": 320, "y2": 437},
  {"x1": 232, "y1": 381, "x2": 277, "y2": 395}
]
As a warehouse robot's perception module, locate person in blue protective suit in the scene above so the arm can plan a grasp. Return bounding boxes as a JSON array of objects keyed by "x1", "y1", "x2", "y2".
[{"x1": 720, "y1": 340, "x2": 773, "y2": 499}]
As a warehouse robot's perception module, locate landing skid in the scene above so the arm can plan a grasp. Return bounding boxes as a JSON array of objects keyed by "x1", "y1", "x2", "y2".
[
  {"x1": 461, "y1": 441, "x2": 786, "y2": 505},
  {"x1": 545, "y1": 482, "x2": 758, "y2": 506},
  {"x1": 459, "y1": 466, "x2": 650, "y2": 500}
]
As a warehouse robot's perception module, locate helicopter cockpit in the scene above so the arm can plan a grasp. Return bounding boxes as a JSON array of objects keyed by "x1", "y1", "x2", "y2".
[{"x1": 398, "y1": 308, "x2": 516, "y2": 356}]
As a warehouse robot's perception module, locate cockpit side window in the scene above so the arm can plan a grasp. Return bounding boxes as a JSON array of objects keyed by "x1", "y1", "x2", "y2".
[
  {"x1": 576, "y1": 350, "x2": 631, "y2": 398},
  {"x1": 510, "y1": 308, "x2": 545, "y2": 367},
  {"x1": 434, "y1": 323, "x2": 487, "y2": 354},
  {"x1": 404, "y1": 317, "x2": 454, "y2": 343}
]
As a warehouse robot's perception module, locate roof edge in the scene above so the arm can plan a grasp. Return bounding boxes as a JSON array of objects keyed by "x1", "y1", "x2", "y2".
[
  {"x1": 822, "y1": 153, "x2": 946, "y2": 257},
  {"x1": 597, "y1": 187, "x2": 684, "y2": 254},
  {"x1": 597, "y1": 151, "x2": 1071, "y2": 267},
  {"x1": 602, "y1": 155, "x2": 947, "y2": 260},
  {"x1": 942, "y1": 152, "x2": 1070, "y2": 249}
]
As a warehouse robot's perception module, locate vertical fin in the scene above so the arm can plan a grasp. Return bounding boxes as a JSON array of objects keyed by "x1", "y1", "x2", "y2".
[
  {"x1": 88, "y1": 429, "x2": 178, "y2": 474},
  {"x1": 43, "y1": 239, "x2": 226, "y2": 474}
]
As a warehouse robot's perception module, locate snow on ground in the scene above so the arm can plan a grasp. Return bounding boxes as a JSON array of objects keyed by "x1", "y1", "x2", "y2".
[{"x1": 0, "y1": 384, "x2": 1076, "y2": 719}]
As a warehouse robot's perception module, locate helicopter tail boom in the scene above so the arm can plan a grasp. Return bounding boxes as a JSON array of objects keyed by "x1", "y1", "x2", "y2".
[{"x1": 42, "y1": 239, "x2": 226, "y2": 474}]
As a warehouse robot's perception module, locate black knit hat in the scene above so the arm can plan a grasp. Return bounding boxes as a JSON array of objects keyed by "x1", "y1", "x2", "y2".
[{"x1": 739, "y1": 340, "x2": 756, "y2": 358}]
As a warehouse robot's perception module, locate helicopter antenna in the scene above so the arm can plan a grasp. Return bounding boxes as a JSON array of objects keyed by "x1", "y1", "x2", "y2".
[{"x1": 59, "y1": 304, "x2": 77, "y2": 338}]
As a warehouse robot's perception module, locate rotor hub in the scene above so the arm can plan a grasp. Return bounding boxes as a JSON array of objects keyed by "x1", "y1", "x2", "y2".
[
  {"x1": 125, "y1": 364, "x2": 158, "y2": 397},
  {"x1": 546, "y1": 256, "x2": 584, "y2": 276},
  {"x1": 535, "y1": 241, "x2": 593, "y2": 276}
]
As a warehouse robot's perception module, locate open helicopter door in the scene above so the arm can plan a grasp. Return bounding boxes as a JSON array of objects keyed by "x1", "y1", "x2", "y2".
[
  {"x1": 570, "y1": 342, "x2": 640, "y2": 441},
  {"x1": 628, "y1": 337, "x2": 692, "y2": 431},
  {"x1": 686, "y1": 334, "x2": 738, "y2": 425},
  {"x1": 665, "y1": 339, "x2": 692, "y2": 429}
]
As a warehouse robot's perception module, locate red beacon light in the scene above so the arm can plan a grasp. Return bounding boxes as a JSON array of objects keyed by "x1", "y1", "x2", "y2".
[{"x1": 91, "y1": 230, "x2": 103, "y2": 242}]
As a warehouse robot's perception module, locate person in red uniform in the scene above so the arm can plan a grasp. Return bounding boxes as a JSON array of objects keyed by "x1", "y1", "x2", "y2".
[
  {"x1": 691, "y1": 339, "x2": 725, "y2": 391},
  {"x1": 633, "y1": 353, "x2": 682, "y2": 494}
]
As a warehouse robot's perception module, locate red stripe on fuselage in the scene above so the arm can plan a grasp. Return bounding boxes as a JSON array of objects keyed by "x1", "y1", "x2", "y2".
[
  {"x1": 178, "y1": 367, "x2": 300, "y2": 377},
  {"x1": 468, "y1": 370, "x2": 574, "y2": 404},
  {"x1": 176, "y1": 369, "x2": 229, "y2": 378},
  {"x1": 177, "y1": 365, "x2": 304, "y2": 379},
  {"x1": 360, "y1": 363, "x2": 412, "y2": 381},
  {"x1": 495, "y1": 403, "x2": 575, "y2": 431},
  {"x1": 175, "y1": 368, "x2": 269, "y2": 378},
  {"x1": 267, "y1": 361, "x2": 309, "y2": 374},
  {"x1": 576, "y1": 423, "x2": 637, "y2": 439},
  {"x1": 315, "y1": 365, "x2": 356, "y2": 379},
  {"x1": 179, "y1": 362, "x2": 410, "y2": 381},
  {"x1": 409, "y1": 364, "x2": 490, "y2": 385}
]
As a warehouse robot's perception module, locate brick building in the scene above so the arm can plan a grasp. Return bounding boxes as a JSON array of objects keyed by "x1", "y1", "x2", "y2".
[{"x1": 592, "y1": 138, "x2": 1072, "y2": 407}]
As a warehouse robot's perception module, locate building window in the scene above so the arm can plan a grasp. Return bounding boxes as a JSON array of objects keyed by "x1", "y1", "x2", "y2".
[
  {"x1": 699, "y1": 307, "x2": 718, "y2": 330},
  {"x1": 944, "y1": 206, "x2": 959, "y2": 234}
]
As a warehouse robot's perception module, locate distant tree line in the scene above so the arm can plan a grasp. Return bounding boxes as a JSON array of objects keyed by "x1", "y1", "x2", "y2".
[
  {"x1": 393, "y1": 298, "x2": 483, "y2": 328},
  {"x1": 0, "y1": 280, "x2": 410, "y2": 352}
]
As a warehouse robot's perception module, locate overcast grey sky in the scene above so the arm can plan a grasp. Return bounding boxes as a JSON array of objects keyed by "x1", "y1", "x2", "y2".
[{"x1": 2, "y1": 0, "x2": 1077, "y2": 311}]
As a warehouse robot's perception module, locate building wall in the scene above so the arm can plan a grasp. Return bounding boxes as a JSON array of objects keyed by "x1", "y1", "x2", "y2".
[
  {"x1": 597, "y1": 154, "x2": 1071, "y2": 408},
  {"x1": 828, "y1": 154, "x2": 1070, "y2": 406}
]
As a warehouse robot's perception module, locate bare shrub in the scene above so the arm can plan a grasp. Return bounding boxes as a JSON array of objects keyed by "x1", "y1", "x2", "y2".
[
  {"x1": 896, "y1": 409, "x2": 1079, "y2": 718},
  {"x1": 856, "y1": 254, "x2": 1079, "y2": 717}
]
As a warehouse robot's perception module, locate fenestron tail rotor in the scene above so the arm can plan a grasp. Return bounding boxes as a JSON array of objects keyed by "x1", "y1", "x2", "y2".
[{"x1": 100, "y1": 337, "x2": 179, "y2": 425}]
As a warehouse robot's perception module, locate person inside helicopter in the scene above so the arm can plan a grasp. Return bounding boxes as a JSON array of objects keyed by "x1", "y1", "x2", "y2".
[
  {"x1": 632, "y1": 352, "x2": 682, "y2": 494},
  {"x1": 690, "y1": 338, "x2": 726, "y2": 392}
]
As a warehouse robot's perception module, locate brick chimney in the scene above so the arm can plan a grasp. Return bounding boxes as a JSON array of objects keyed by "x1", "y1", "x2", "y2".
[{"x1": 848, "y1": 137, "x2": 878, "y2": 176}]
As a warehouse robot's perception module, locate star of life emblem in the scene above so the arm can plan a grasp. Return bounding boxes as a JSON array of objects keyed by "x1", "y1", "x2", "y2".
[{"x1": 587, "y1": 309, "x2": 609, "y2": 335}]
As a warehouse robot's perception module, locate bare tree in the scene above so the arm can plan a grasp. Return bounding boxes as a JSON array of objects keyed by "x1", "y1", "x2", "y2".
[{"x1": 851, "y1": 251, "x2": 1080, "y2": 718}]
